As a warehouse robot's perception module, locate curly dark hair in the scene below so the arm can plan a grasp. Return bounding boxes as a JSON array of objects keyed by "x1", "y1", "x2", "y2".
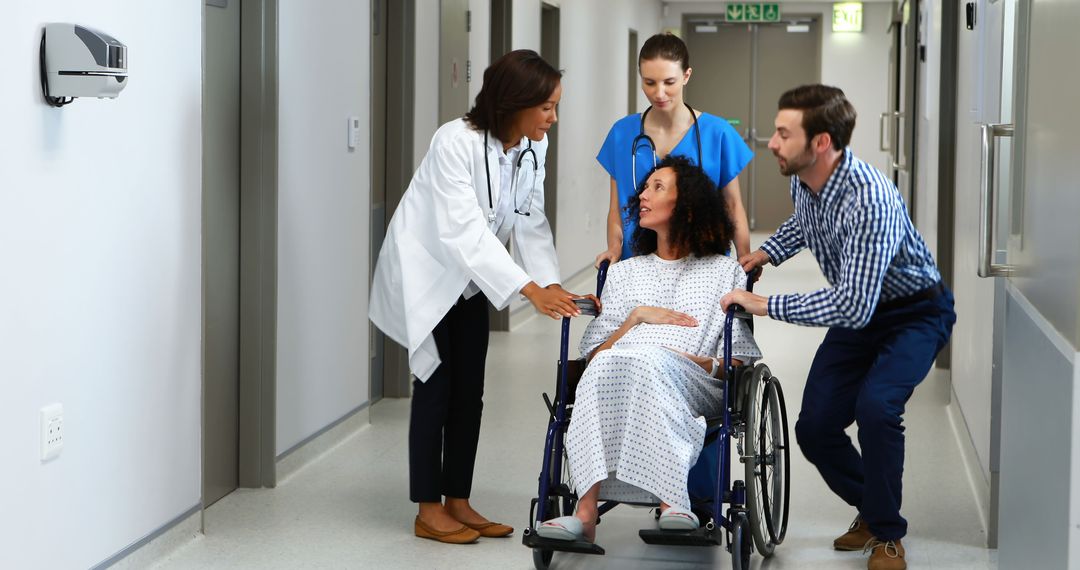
[{"x1": 626, "y1": 156, "x2": 735, "y2": 257}]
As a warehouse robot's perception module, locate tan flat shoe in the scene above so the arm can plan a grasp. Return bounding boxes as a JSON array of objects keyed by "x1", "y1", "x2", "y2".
[
  {"x1": 414, "y1": 516, "x2": 480, "y2": 544},
  {"x1": 463, "y1": 521, "x2": 514, "y2": 538}
]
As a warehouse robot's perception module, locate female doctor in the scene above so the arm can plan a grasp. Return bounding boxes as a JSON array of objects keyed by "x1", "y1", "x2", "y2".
[{"x1": 370, "y1": 50, "x2": 595, "y2": 545}]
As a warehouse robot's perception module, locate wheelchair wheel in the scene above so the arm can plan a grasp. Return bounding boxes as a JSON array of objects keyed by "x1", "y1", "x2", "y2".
[
  {"x1": 743, "y1": 365, "x2": 791, "y2": 556},
  {"x1": 730, "y1": 512, "x2": 752, "y2": 570}
]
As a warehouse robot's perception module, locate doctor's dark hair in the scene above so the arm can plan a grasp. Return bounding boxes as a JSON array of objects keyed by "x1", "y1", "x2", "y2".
[
  {"x1": 626, "y1": 156, "x2": 735, "y2": 257},
  {"x1": 464, "y1": 50, "x2": 561, "y2": 144},
  {"x1": 777, "y1": 84, "x2": 857, "y2": 151},
  {"x1": 638, "y1": 32, "x2": 691, "y2": 71}
]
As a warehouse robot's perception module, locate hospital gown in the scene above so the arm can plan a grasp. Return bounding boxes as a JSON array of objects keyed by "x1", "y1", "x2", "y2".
[{"x1": 566, "y1": 253, "x2": 762, "y2": 509}]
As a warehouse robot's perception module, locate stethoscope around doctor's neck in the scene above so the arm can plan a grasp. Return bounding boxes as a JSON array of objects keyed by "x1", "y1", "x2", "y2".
[
  {"x1": 483, "y1": 129, "x2": 538, "y2": 223},
  {"x1": 632, "y1": 102, "x2": 703, "y2": 185}
]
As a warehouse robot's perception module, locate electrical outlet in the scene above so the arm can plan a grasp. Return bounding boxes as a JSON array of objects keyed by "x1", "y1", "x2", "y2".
[{"x1": 40, "y1": 403, "x2": 63, "y2": 462}]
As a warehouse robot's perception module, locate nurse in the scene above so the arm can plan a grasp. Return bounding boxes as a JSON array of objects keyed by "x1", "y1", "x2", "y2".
[
  {"x1": 370, "y1": 50, "x2": 596, "y2": 545},
  {"x1": 594, "y1": 32, "x2": 754, "y2": 266}
]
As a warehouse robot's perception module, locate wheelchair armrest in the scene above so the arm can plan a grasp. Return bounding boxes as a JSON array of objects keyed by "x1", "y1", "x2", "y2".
[{"x1": 573, "y1": 297, "x2": 599, "y2": 316}]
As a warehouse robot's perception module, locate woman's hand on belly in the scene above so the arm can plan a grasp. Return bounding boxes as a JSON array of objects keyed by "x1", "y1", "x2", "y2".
[{"x1": 629, "y1": 306, "x2": 699, "y2": 327}]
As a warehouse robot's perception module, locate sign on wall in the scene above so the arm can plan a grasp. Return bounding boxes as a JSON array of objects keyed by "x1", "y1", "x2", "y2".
[
  {"x1": 832, "y1": 2, "x2": 864, "y2": 32},
  {"x1": 725, "y1": 3, "x2": 781, "y2": 23}
]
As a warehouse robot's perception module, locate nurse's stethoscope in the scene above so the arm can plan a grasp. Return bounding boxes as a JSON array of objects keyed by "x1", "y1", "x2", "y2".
[
  {"x1": 631, "y1": 102, "x2": 703, "y2": 185},
  {"x1": 483, "y1": 130, "x2": 539, "y2": 223}
]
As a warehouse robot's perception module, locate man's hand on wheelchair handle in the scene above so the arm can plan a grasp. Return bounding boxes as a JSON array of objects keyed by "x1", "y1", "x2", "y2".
[
  {"x1": 721, "y1": 289, "x2": 768, "y2": 317},
  {"x1": 738, "y1": 249, "x2": 771, "y2": 282}
]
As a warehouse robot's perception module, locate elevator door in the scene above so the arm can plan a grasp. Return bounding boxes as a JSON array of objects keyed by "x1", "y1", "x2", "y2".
[
  {"x1": 685, "y1": 18, "x2": 820, "y2": 232},
  {"x1": 439, "y1": 0, "x2": 470, "y2": 124}
]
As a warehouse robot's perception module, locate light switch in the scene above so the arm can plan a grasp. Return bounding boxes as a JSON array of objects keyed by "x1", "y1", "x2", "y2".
[{"x1": 347, "y1": 116, "x2": 361, "y2": 150}]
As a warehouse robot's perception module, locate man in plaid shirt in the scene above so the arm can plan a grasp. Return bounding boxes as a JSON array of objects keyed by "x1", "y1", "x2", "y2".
[{"x1": 722, "y1": 85, "x2": 955, "y2": 570}]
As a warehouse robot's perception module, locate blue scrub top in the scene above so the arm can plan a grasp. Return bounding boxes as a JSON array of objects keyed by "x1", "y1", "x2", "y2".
[{"x1": 597, "y1": 112, "x2": 753, "y2": 260}]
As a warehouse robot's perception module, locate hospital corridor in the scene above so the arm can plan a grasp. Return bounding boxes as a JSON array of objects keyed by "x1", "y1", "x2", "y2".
[
  {"x1": 145, "y1": 245, "x2": 995, "y2": 569},
  {"x1": 3, "y1": 1, "x2": 1078, "y2": 569}
]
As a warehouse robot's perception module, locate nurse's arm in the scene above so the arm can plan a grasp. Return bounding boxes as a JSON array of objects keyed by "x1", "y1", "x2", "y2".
[
  {"x1": 722, "y1": 177, "x2": 751, "y2": 258},
  {"x1": 594, "y1": 178, "x2": 623, "y2": 268}
]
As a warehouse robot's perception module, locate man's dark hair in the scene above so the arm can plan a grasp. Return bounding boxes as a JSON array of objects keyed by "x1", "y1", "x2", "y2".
[
  {"x1": 777, "y1": 84, "x2": 857, "y2": 151},
  {"x1": 626, "y1": 156, "x2": 735, "y2": 257},
  {"x1": 638, "y1": 32, "x2": 691, "y2": 72},
  {"x1": 463, "y1": 50, "x2": 561, "y2": 143}
]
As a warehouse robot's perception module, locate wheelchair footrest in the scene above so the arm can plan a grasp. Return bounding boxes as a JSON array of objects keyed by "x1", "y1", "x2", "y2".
[
  {"x1": 638, "y1": 527, "x2": 722, "y2": 547},
  {"x1": 522, "y1": 530, "x2": 606, "y2": 555}
]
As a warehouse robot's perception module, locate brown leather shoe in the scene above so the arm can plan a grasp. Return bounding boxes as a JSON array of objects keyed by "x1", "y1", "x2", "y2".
[
  {"x1": 865, "y1": 538, "x2": 906, "y2": 570},
  {"x1": 414, "y1": 516, "x2": 481, "y2": 544},
  {"x1": 834, "y1": 516, "x2": 874, "y2": 551},
  {"x1": 463, "y1": 521, "x2": 514, "y2": 538}
]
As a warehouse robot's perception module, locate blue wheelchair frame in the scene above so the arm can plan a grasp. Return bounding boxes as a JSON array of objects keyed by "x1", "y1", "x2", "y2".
[{"x1": 522, "y1": 261, "x2": 784, "y2": 568}]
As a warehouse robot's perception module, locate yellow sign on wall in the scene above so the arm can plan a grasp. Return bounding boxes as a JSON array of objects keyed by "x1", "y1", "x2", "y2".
[{"x1": 833, "y1": 2, "x2": 864, "y2": 32}]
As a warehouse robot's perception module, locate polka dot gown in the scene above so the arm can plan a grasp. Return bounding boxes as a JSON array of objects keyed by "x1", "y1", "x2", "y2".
[{"x1": 565, "y1": 254, "x2": 762, "y2": 509}]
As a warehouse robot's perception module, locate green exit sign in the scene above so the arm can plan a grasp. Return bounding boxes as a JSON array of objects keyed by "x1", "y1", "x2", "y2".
[
  {"x1": 833, "y1": 2, "x2": 864, "y2": 32},
  {"x1": 726, "y1": 3, "x2": 781, "y2": 22}
]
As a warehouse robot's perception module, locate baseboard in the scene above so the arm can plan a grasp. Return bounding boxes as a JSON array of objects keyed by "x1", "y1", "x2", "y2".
[
  {"x1": 276, "y1": 404, "x2": 371, "y2": 483},
  {"x1": 93, "y1": 504, "x2": 201, "y2": 569},
  {"x1": 945, "y1": 386, "x2": 993, "y2": 546}
]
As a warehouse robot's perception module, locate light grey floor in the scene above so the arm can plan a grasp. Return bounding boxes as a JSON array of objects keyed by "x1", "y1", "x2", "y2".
[{"x1": 152, "y1": 245, "x2": 997, "y2": 569}]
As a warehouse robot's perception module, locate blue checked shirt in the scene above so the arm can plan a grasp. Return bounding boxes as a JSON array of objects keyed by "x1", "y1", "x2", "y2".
[{"x1": 760, "y1": 149, "x2": 941, "y2": 329}]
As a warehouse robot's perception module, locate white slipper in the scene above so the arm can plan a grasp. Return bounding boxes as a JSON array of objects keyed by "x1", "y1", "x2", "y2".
[
  {"x1": 658, "y1": 507, "x2": 700, "y2": 531},
  {"x1": 536, "y1": 516, "x2": 584, "y2": 541}
]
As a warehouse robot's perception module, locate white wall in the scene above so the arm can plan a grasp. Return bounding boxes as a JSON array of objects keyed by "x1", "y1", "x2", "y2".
[
  {"x1": 663, "y1": 1, "x2": 893, "y2": 174},
  {"x1": 277, "y1": 0, "x2": 372, "y2": 455},
  {"x1": 0, "y1": 2, "x2": 202, "y2": 568}
]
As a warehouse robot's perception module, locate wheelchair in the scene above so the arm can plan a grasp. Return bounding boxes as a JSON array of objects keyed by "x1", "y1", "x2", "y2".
[{"x1": 521, "y1": 261, "x2": 791, "y2": 569}]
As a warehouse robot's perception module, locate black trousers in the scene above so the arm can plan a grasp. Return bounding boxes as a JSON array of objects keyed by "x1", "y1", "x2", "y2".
[{"x1": 409, "y1": 293, "x2": 489, "y2": 503}]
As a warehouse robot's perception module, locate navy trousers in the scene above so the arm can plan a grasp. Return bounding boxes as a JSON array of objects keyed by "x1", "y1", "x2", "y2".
[
  {"x1": 795, "y1": 287, "x2": 955, "y2": 541},
  {"x1": 409, "y1": 294, "x2": 489, "y2": 503}
]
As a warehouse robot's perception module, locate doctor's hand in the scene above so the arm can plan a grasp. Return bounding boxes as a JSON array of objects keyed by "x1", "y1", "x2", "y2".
[
  {"x1": 594, "y1": 247, "x2": 621, "y2": 269},
  {"x1": 522, "y1": 282, "x2": 582, "y2": 320},
  {"x1": 738, "y1": 250, "x2": 771, "y2": 282},
  {"x1": 720, "y1": 289, "x2": 768, "y2": 317},
  {"x1": 547, "y1": 285, "x2": 602, "y2": 317}
]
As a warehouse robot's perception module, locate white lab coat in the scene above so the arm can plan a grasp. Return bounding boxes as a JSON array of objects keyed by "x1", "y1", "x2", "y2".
[{"x1": 370, "y1": 118, "x2": 562, "y2": 381}]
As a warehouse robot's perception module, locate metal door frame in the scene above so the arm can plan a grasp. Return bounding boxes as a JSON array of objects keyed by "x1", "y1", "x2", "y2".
[
  {"x1": 541, "y1": 3, "x2": 560, "y2": 245},
  {"x1": 886, "y1": 0, "x2": 919, "y2": 217},
  {"x1": 200, "y1": 0, "x2": 280, "y2": 529},
  {"x1": 372, "y1": 0, "x2": 416, "y2": 399},
  {"x1": 236, "y1": 0, "x2": 279, "y2": 491}
]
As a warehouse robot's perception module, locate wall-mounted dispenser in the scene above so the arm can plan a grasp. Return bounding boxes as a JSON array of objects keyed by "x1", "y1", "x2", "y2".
[{"x1": 40, "y1": 24, "x2": 128, "y2": 107}]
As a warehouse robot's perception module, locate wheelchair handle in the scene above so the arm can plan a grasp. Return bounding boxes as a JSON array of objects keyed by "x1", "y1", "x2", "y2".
[
  {"x1": 746, "y1": 266, "x2": 761, "y2": 294},
  {"x1": 596, "y1": 259, "x2": 610, "y2": 297}
]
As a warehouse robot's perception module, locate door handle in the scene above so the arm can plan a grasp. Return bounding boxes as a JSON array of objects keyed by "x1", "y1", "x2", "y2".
[
  {"x1": 879, "y1": 112, "x2": 890, "y2": 151},
  {"x1": 978, "y1": 123, "x2": 1015, "y2": 278},
  {"x1": 890, "y1": 111, "x2": 907, "y2": 171},
  {"x1": 748, "y1": 127, "x2": 771, "y2": 146}
]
